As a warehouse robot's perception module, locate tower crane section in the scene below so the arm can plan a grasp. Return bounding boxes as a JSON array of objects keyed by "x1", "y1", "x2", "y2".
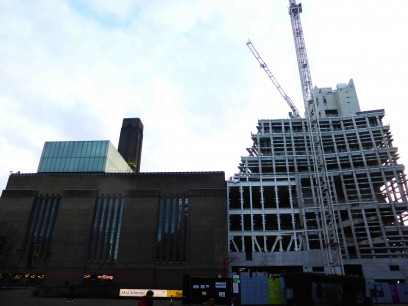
[
  {"x1": 247, "y1": 40, "x2": 301, "y2": 119},
  {"x1": 288, "y1": 0, "x2": 344, "y2": 275},
  {"x1": 288, "y1": 1, "x2": 313, "y2": 106}
]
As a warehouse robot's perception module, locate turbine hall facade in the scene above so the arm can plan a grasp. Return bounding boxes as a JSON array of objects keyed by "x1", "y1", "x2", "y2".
[
  {"x1": 0, "y1": 118, "x2": 227, "y2": 290},
  {"x1": 227, "y1": 81, "x2": 408, "y2": 282},
  {"x1": 0, "y1": 171, "x2": 227, "y2": 289}
]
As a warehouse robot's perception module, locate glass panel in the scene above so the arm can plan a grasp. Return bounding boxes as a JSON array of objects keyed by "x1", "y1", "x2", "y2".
[
  {"x1": 58, "y1": 142, "x2": 63, "y2": 157},
  {"x1": 157, "y1": 198, "x2": 164, "y2": 242},
  {"x1": 84, "y1": 158, "x2": 91, "y2": 171},
  {"x1": 71, "y1": 141, "x2": 78, "y2": 157},
  {"x1": 95, "y1": 141, "x2": 103, "y2": 156},
  {"x1": 40, "y1": 197, "x2": 51, "y2": 237},
  {"x1": 68, "y1": 158, "x2": 75, "y2": 171},
  {"x1": 51, "y1": 142, "x2": 57, "y2": 157},
  {"x1": 51, "y1": 158, "x2": 59, "y2": 172},
  {"x1": 75, "y1": 142, "x2": 81, "y2": 156},
  {"x1": 72, "y1": 142, "x2": 78, "y2": 157},
  {"x1": 33, "y1": 197, "x2": 45, "y2": 238},
  {"x1": 53, "y1": 143, "x2": 58, "y2": 157},
  {"x1": 61, "y1": 158, "x2": 67, "y2": 171},
  {"x1": 86, "y1": 157, "x2": 93, "y2": 172},
  {"x1": 78, "y1": 156, "x2": 85, "y2": 171},
  {"x1": 67, "y1": 142, "x2": 74, "y2": 157},
  {"x1": 171, "y1": 198, "x2": 177, "y2": 234},
  {"x1": 90, "y1": 142, "x2": 96, "y2": 157},
  {"x1": 102, "y1": 141, "x2": 108, "y2": 155},
  {"x1": 100, "y1": 141, "x2": 106, "y2": 156},
  {"x1": 47, "y1": 143, "x2": 53, "y2": 159},
  {"x1": 60, "y1": 142, "x2": 66, "y2": 157},
  {"x1": 72, "y1": 158, "x2": 79, "y2": 171},
  {"x1": 91, "y1": 157, "x2": 97, "y2": 171},
  {"x1": 102, "y1": 199, "x2": 112, "y2": 260},
  {"x1": 85, "y1": 142, "x2": 92, "y2": 157},
  {"x1": 47, "y1": 197, "x2": 58, "y2": 237},
  {"x1": 79, "y1": 142, "x2": 86, "y2": 158},
  {"x1": 43, "y1": 143, "x2": 50, "y2": 158},
  {"x1": 98, "y1": 157, "x2": 104, "y2": 171},
  {"x1": 60, "y1": 142, "x2": 67, "y2": 157},
  {"x1": 114, "y1": 198, "x2": 124, "y2": 261},
  {"x1": 28, "y1": 198, "x2": 40, "y2": 241},
  {"x1": 108, "y1": 197, "x2": 119, "y2": 260},
  {"x1": 183, "y1": 197, "x2": 189, "y2": 261},
  {"x1": 88, "y1": 198, "x2": 101, "y2": 261},
  {"x1": 42, "y1": 158, "x2": 49, "y2": 172},
  {"x1": 92, "y1": 157, "x2": 97, "y2": 171},
  {"x1": 177, "y1": 198, "x2": 183, "y2": 230},
  {"x1": 164, "y1": 197, "x2": 170, "y2": 234},
  {"x1": 90, "y1": 157, "x2": 96, "y2": 171},
  {"x1": 53, "y1": 142, "x2": 60, "y2": 157},
  {"x1": 95, "y1": 198, "x2": 107, "y2": 261},
  {"x1": 22, "y1": 196, "x2": 61, "y2": 262}
]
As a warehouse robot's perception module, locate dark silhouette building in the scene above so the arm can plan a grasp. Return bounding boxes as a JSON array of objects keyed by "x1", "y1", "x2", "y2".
[
  {"x1": 118, "y1": 118, "x2": 144, "y2": 172},
  {"x1": 0, "y1": 118, "x2": 227, "y2": 290},
  {"x1": 0, "y1": 171, "x2": 226, "y2": 289}
]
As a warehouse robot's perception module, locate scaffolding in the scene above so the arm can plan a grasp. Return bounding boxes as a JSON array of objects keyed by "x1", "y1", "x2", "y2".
[{"x1": 228, "y1": 109, "x2": 408, "y2": 269}]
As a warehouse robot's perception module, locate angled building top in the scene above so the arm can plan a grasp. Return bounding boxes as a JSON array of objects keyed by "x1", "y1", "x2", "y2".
[{"x1": 37, "y1": 140, "x2": 133, "y2": 173}]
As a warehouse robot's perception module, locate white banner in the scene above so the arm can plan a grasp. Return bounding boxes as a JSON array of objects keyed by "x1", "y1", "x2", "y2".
[{"x1": 119, "y1": 289, "x2": 167, "y2": 297}]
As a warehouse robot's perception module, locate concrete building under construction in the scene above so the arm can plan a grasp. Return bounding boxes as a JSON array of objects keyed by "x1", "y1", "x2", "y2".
[{"x1": 227, "y1": 79, "x2": 408, "y2": 282}]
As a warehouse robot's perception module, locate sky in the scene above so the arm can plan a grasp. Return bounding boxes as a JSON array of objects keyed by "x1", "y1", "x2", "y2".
[{"x1": 0, "y1": 0, "x2": 407, "y2": 190}]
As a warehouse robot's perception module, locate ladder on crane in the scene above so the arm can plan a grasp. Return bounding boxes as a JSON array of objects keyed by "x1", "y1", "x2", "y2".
[
  {"x1": 288, "y1": 0, "x2": 344, "y2": 275},
  {"x1": 246, "y1": 40, "x2": 301, "y2": 119}
]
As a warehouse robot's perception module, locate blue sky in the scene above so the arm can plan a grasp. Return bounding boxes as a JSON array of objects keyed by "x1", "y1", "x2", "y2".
[{"x1": 1, "y1": 0, "x2": 407, "y2": 189}]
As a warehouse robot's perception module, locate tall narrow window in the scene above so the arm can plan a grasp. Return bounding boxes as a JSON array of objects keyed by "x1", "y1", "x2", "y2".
[
  {"x1": 87, "y1": 195, "x2": 124, "y2": 262},
  {"x1": 156, "y1": 195, "x2": 189, "y2": 263},
  {"x1": 22, "y1": 195, "x2": 61, "y2": 267}
]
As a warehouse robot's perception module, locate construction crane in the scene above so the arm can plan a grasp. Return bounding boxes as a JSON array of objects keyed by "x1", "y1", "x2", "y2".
[
  {"x1": 246, "y1": 40, "x2": 301, "y2": 119},
  {"x1": 288, "y1": 0, "x2": 344, "y2": 275}
]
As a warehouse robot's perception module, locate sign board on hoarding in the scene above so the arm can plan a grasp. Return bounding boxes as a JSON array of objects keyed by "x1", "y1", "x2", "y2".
[
  {"x1": 233, "y1": 283, "x2": 239, "y2": 294},
  {"x1": 215, "y1": 282, "x2": 227, "y2": 289},
  {"x1": 119, "y1": 289, "x2": 182, "y2": 298},
  {"x1": 267, "y1": 278, "x2": 282, "y2": 305}
]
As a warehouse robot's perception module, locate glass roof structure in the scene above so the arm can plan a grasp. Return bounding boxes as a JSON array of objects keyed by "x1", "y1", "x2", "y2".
[{"x1": 37, "y1": 141, "x2": 133, "y2": 173}]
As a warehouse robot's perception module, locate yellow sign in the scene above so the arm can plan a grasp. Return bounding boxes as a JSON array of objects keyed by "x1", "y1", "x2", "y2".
[{"x1": 167, "y1": 290, "x2": 183, "y2": 298}]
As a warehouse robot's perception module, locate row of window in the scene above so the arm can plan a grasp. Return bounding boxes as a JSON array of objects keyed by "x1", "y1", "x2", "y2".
[
  {"x1": 38, "y1": 157, "x2": 107, "y2": 172},
  {"x1": 41, "y1": 141, "x2": 109, "y2": 158},
  {"x1": 21, "y1": 195, "x2": 189, "y2": 264}
]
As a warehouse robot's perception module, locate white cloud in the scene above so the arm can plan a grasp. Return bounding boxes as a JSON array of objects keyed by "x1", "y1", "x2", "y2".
[
  {"x1": 75, "y1": 0, "x2": 138, "y2": 23},
  {"x1": 0, "y1": 0, "x2": 408, "y2": 191}
]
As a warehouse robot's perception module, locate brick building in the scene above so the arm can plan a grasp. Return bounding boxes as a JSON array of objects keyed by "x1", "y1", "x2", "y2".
[{"x1": 0, "y1": 119, "x2": 227, "y2": 289}]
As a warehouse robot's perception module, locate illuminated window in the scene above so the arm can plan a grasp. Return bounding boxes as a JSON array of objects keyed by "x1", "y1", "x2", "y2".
[{"x1": 83, "y1": 274, "x2": 114, "y2": 283}]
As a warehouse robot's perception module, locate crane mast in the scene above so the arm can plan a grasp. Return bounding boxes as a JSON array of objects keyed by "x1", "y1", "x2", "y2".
[
  {"x1": 288, "y1": 0, "x2": 344, "y2": 275},
  {"x1": 246, "y1": 40, "x2": 301, "y2": 119}
]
